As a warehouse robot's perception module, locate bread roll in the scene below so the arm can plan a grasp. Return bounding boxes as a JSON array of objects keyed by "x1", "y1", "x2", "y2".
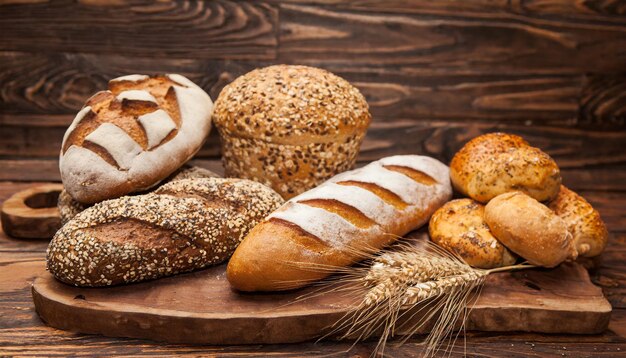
[
  {"x1": 548, "y1": 186, "x2": 608, "y2": 258},
  {"x1": 58, "y1": 166, "x2": 221, "y2": 225},
  {"x1": 60, "y1": 74, "x2": 213, "y2": 204},
  {"x1": 484, "y1": 191, "x2": 576, "y2": 267},
  {"x1": 450, "y1": 133, "x2": 561, "y2": 203},
  {"x1": 429, "y1": 199, "x2": 516, "y2": 269},
  {"x1": 213, "y1": 65, "x2": 371, "y2": 199},
  {"x1": 47, "y1": 178, "x2": 283, "y2": 287},
  {"x1": 227, "y1": 155, "x2": 452, "y2": 291}
]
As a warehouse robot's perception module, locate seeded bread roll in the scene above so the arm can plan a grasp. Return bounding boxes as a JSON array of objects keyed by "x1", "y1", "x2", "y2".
[
  {"x1": 450, "y1": 133, "x2": 561, "y2": 203},
  {"x1": 484, "y1": 191, "x2": 576, "y2": 267},
  {"x1": 429, "y1": 199, "x2": 517, "y2": 269},
  {"x1": 47, "y1": 178, "x2": 283, "y2": 287},
  {"x1": 58, "y1": 166, "x2": 221, "y2": 225},
  {"x1": 227, "y1": 155, "x2": 452, "y2": 291},
  {"x1": 213, "y1": 65, "x2": 371, "y2": 199},
  {"x1": 548, "y1": 186, "x2": 608, "y2": 258},
  {"x1": 60, "y1": 74, "x2": 213, "y2": 204}
]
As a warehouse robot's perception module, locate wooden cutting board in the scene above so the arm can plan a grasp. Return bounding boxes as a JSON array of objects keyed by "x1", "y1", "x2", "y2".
[{"x1": 32, "y1": 255, "x2": 611, "y2": 345}]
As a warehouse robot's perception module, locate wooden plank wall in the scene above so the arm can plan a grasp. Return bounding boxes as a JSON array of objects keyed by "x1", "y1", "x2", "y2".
[{"x1": 1, "y1": 0, "x2": 625, "y2": 190}]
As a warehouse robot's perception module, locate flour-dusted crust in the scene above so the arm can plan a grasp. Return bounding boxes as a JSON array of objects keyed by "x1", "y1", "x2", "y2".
[
  {"x1": 213, "y1": 65, "x2": 371, "y2": 199},
  {"x1": 227, "y1": 155, "x2": 453, "y2": 291},
  {"x1": 48, "y1": 178, "x2": 284, "y2": 287},
  {"x1": 60, "y1": 74, "x2": 214, "y2": 204}
]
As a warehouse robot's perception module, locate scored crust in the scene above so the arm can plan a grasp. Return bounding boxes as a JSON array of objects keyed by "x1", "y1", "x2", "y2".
[
  {"x1": 47, "y1": 178, "x2": 284, "y2": 287},
  {"x1": 227, "y1": 155, "x2": 453, "y2": 292},
  {"x1": 60, "y1": 74, "x2": 213, "y2": 204}
]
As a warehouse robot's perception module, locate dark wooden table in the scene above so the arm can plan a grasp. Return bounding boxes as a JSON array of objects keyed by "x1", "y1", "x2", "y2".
[{"x1": 2, "y1": 0, "x2": 626, "y2": 356}]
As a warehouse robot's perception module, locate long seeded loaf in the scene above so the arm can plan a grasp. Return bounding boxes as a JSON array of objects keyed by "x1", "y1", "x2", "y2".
[
  {"x1": 226, "y1": 155, "x2": 452, "y2": 291},
  {"x1": 47, "y1": 178, "x2": 283, "y2": 287}
]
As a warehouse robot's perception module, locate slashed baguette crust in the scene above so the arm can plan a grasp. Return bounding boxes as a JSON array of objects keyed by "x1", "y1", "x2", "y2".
[
  {"x1": 450, "y1": 133, "x2": 561, "y2": 203},
  {"x1": 549, "y1": 186, "x2": 608, "y2": 258},
  {"x1": 484, "y1": 191, "x2": 576, "y2": 267},
  {"x1": 60, "y1": 74, "x2": 213, "y2": 204},
  {"x1": 429, "y1": 199, "x2": 517, "y2": 269},
  {"x1": 48, "y1": 178, "x2": 283, "y2": 287},
  {"x1": 227, "y1": 155, "x2": 453, "y2": 292}
]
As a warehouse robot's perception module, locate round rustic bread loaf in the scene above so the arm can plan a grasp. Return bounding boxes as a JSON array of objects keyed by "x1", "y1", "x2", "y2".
[
  {"x1": 47, "y1": 178, "x2": 283, "y2": 287},
  {"x1": 213, "y1": 65, "x2": 371, "y2": 199},
  {"x1": 429, "y1": 198, "x2": 516, "y2": 269},
  {"x1": 484, "y1": 191, "x2": 576, "y2": 267},
  {"x1": 450, "y1": 133, "x2": 561, "y2": 203},
  {"x1": 548, "y1": 185, "x2": 608, "y2": 258},
  {"x1": 60, "y1": 74, "x2": 213, "y2": 204}
]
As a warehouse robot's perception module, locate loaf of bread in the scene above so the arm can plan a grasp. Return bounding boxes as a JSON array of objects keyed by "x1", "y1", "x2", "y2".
[
  {"x1": 47, "y1": 178, "x2": 283, "y2": 287},
  {"x1": 58, "y1": 166, "x2": 221, "y2": 225},
  {"x1": 450, "y1": 133, "x2": 561, "y2": 203},
  {"x1": 429, "y1": 199, "x2": 517, "y2": 269},
  {"x1": 227, "y1": 155, "x2": 453, "y2": 291},
  {"x1": 549, "y1": 186, "x2": 608, "y2": 258},
  {"x1": 484, "y1": 191, "x2": 576, "y2": 267},
  {"x1": 213, "y1": 65, "x2": 371, "y2": 199},
  {"x1": 60, "y1": 74, "x2": 213, "y2": 204}
]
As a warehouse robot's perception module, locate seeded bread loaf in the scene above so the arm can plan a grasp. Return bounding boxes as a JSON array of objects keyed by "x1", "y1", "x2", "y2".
[
  {"x1": 58, "y1": 166, "x2": 221, "y2": 225},
  {"x1": 47, "y1": 178, "x2": 283, "y2": 287},
  {"x1": 60, "y1": 74, "x2": 213, "y2": 204},
  {"x1": 213, "y1": 65, "x2": 371, "y2": 199},
  {"x1": 450, "y1": 133, "x2": 561, "y2": 203},
  {"x1": 429, "y1": 199, "x2": 517, "y2": 269},
  {"x1": 227, "y1": 155, "x2": 452, "y2": 291}
]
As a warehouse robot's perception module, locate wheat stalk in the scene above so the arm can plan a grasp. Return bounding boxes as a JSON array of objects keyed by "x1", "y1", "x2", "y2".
[{"x1": 305, "y1": 239, "x2": 534, "y2": 357}]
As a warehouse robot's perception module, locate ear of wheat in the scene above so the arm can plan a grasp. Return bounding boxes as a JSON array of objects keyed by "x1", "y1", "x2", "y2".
[{"x1": 289, "y1": 238, "x2": 534, "y2": 357}]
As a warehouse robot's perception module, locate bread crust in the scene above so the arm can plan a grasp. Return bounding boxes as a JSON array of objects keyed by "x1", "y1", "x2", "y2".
[
  {"x1": 429, "y1": 199, "x2": 517, "y2": 269},
  {"x1": 227, "y1": 155, "x2": 453, "y2": 291},
  {"x1": 213, "y1": 65, "x2": 370, "y2": 198},
  {"x1": 58, "y1": 166, "x2": 221, "y2": 224},
  {"x1": 47, "y1": 178, "x2": 283, "y2": 287},
  {"x1": 60, "y1": 74, "x2": 213, "y2": 204},
  {"x1": 484, "y1": 191, "x2": 576, "y2": 267},
  {"x1": 450, "y1": 133, "x2": 561, "y2": 203},
  {"x1": 548, "y1": 186, "x2": 608, "y2": 258}
]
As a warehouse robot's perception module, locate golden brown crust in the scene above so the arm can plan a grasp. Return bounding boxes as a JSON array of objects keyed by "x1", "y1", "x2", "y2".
[
  {"x1": 450, "y1": 132, "x2": 561, "y2": 203},
  {"x1": 226, "y1": 155, "x2": 453, "y2": 292},
  {"x1": 548, "y1": 186, "x2": 608, "y2": 257},
  {"x1": 47, "y1": 178, "x2": 283, "y2": 287},
  {"x1": 484, "y1": 191, "x2": 576, "y2": 267},
  {"x1": 213, "y1": 65, "x2": 370, "y2": 199},
  {"x1": 429, "y1": 199, "x2": 517, "y2": 269}
]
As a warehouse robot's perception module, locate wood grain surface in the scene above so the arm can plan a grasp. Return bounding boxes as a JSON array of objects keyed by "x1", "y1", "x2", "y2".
[
  {"x1": 30, "y1": 254, "x2": 612, "y2": 345},
  {"x1": 2, "y1": 0, "x2": 626, "y2": 356}
]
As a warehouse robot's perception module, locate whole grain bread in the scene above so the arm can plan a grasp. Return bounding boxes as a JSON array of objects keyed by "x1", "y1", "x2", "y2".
[{"x1": 47, "y1": 178, "x2": 283, "y2": 287}]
